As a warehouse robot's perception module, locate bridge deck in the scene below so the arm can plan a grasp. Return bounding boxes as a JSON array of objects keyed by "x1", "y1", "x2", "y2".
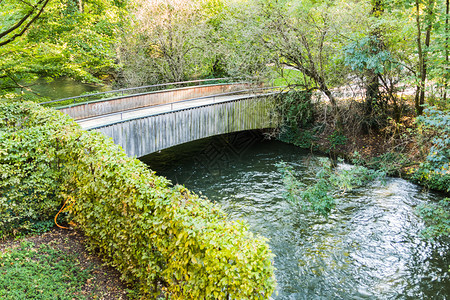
[
  {"x1": 58, "y1": 83, "x2": 282, "y2": 156},
  {"x1": 77, "y1": 93, "x2": 260, "y2": 130}
]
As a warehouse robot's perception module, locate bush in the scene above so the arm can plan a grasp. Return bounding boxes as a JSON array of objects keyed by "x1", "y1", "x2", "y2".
[
  {"x1": 277, "y1": 158, "x2": 385, "y2": 217},
  {"x1": 0, "y1": 102, "x2": 276, "y2": 299},
  {"x1": 412, "y1": 107, "x2": 450, "y2": 193},
  {"x1": 418, "y1": 198, "x2": 450, "y2": 240},
  {"x1": 0, "y1": 103, "x2": 72, "y2": 237}
]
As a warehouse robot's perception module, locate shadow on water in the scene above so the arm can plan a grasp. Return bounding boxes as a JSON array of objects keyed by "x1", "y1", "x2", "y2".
[{"x1": 141, "y1": 130, "x2": 450, "y2": 300}]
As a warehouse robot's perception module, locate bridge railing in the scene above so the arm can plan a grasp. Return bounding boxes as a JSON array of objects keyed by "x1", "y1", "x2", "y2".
[
  {"x1": 39, "y1": 78, "x2": 236, "y2": 108},
  {"x1": 78, "y1": 86, "x2": 286, "y2": 127}
]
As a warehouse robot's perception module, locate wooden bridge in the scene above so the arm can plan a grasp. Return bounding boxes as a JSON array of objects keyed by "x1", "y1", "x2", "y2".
[{"x1": 43, "y1": 79, "x2": 281, "y2": 158}]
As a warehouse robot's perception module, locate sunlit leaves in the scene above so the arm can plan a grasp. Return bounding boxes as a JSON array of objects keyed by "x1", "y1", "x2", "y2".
[
  {"x1": 0, "y1": 0, "x2": 127, "y2": 98},
  {"x1": 0, "y1": 101, "x2": 276, "y2": 299}
]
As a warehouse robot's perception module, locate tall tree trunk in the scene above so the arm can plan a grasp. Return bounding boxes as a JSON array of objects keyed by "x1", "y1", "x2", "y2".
[
  {"x1": 415, "y1": 0, "x2": 436, "y2": 115},
  {"x1": 365, "y1": 0, "x2": 384, "y2": 117},
  {"x1": 444, "y1": 0, "x2": 449, "y2": 103},
  {"x1": 365, "y1": 71, "x2": 379, "y2": 115}
]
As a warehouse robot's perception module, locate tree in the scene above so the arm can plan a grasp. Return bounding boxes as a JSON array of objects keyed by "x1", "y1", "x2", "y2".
[
  {"x1": 365, "y1": 0, "x2": 384, "y2": 116},
  {"x1": 258, "y1": 0, "x2": 353, "y2": 119},
  {"x1": 414, "y1": 0, "x2": 437, "y2": 115},
  {"x1": 0, "y1": 0, "x2": 51, "y2": 47},
  {"x1": 210, "y1": 0, "x2": 272, "y2": 81},
  {"x1": 0, "y1": 0, "x2": 126, "y2": 99},
  {"x1": 117, "y1": 0, "x2": 214, "y2": 86},
  {"x1": 445, "y1": 0, "x2": 449, "y2": 103}
]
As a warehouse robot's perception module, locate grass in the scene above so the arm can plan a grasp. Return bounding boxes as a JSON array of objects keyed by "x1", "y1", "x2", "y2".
[
  {"x1": 267, "y1": 67, "x2": 305, "y2": 87},
  {"x1": 0, "y1": 241, "x2": 91, "y2": 299},
  {"x1": 0, "y1": 229, "x2": 130, "y2": 299}
]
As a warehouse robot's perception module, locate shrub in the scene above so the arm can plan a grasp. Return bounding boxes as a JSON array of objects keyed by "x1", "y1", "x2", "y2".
[
  {"x1": 277, "y1": 158, "x2": 384, "y2": 217},
  {"x1": 276, "y1": 90, "x2": 314, "y2": 130},
  {"x1": 418, "y1": 197, "x2": 450, "y2": 240},
  {"x1": 0, "y1": 103, "x2": 72, "y2": 237},
  {"x1": 0, "y1": 102, "x2": 276, "y2": 299},
  {"x1": 412, "y1": 107, "x2": 450, "y2": 193}
]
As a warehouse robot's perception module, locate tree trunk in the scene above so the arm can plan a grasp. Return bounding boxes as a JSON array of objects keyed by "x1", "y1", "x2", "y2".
[
  {"x1": 365, "y1": 71, "x2": 379, "y2": 115},
  {"x1": 318, "y1": 79, "x2": 342, "y2": 127},
  {"x1": 365, "y1": 0, "x2": 384, "y2": 117},
  {"x1": 444, "y1": 0, "x2": 449, "y2": 102},
  {"x1": 415, "y1": 0, "x2": 436, "y2": 115}
]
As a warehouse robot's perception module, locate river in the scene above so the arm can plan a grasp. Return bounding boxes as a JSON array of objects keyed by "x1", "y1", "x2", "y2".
[
  {"x1": 141, "y1": 131, "x2": 449, "y2": 299},
  {"x1": 27, "y1": 78, "x2": 110, "y2": 100}
]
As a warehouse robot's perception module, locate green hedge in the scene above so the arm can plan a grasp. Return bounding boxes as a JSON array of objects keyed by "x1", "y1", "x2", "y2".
[
  {"x1": 0, "y1": 101, "x2": 276, "y2": 299},
  {"x1": 0, "y1": 103, "x2": 71, "y2": 236}
]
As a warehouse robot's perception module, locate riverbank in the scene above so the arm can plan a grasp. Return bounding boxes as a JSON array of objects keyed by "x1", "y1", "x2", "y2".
[{"x1": 277, "y1": 96, "x2": 449, "y2": 196}]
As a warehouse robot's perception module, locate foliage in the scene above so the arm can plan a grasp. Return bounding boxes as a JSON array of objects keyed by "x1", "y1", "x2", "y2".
[
  {"x1": 118, "y1": 0, "x2": 216, "y2": 86},
  {"x1": 351, "y1": 151, "x2": 412, "y2": 176},
  {"x1": 418, "y1": 198, "x2": 450, "y2": 240},
  {"x1": 278, "y1": 127, "x2": 318, "y2": 150},
  {"x1": 0, "y1": 241, "x2": 92, "y2": 299},
  {"x1": 258, "y1": 0, "x2": 353, "y2": 111},
  {"x1": 0, "y1": 0, "x2": 126, "y2": 98},
  {"x1": 0, "y1": 101, "x2": 276, "y2": 299},
  {"x1": 344, "y1": 36, "x2": 392, "y2": 75},
  {"x1": 0, "y1": 102, "x2": 73, "y2": 238},
  {"x1": 328, "y1": 130, "x2": 347, "y2": 151},
  {"x1": 412, "y1": 107, "x2": 450, "y2": 192},
  {"x1": 277, "y1": 158, "x2": 384, "y2": 217},
  {"x1": 276, "y1": 90, "x2": 314, "y2": 130}
]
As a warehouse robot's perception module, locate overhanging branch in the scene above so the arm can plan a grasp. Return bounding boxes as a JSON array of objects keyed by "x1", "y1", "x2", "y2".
[{"x1": 0, "y1": 0, "x2": 50, "y2": 47}]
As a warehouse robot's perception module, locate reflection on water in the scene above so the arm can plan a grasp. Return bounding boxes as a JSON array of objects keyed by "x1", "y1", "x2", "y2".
[
  {"x1": 26, "y1": 78, "x2": 110, "y2": 100},
  {"x1": 142, "y1": 132, "x2": 450, "y2": 299}
]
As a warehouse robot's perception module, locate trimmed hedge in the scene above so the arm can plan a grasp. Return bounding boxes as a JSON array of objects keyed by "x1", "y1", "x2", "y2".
[
  {"x1": 0, "y1": 103, "x2": 71, "y2": 236},
  {"x1": 0, "y1": 102, "x2": 276, "y2": 299}
]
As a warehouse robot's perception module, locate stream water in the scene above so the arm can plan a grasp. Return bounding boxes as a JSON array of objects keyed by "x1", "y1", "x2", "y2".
[
  {"x1": 27, "y1": 78, "x2": 110, "y2": 100},
  {"x1": 141, "y1": 131, "x2": 450, "y2": 299}
]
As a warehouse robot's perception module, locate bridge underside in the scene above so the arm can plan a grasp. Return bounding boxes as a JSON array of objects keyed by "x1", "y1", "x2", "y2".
[{"x1": 93, "y1": 96, "x2": 278, "y2": 158}]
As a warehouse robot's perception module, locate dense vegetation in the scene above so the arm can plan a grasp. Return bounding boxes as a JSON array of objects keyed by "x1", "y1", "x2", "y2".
[
  {"x1": 0, "y1": 102, "x2": 276, "y2": 298},
  {"x1": 0, "y1": 0, "x2": 448, "y2": 296}
]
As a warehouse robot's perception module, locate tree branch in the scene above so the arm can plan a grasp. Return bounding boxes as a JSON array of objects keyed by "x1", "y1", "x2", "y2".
[{"x1": 0, "y1": 0, "x2": 50, "y2": 47}]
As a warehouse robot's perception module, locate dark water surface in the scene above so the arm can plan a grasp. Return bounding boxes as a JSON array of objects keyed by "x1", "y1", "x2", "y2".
[{"x1": 142, "y1": 132, "x2": 450, "y2": 299}]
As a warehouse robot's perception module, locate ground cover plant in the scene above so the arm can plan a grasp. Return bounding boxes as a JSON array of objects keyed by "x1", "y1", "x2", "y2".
[{"x1": 0, "y1": 241, "x2": 91, "y2": 299}]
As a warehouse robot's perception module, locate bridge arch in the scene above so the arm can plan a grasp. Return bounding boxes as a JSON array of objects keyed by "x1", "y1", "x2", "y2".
[{"x1": 91, "y1": 94, "x2": 278, "y2": 158}]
